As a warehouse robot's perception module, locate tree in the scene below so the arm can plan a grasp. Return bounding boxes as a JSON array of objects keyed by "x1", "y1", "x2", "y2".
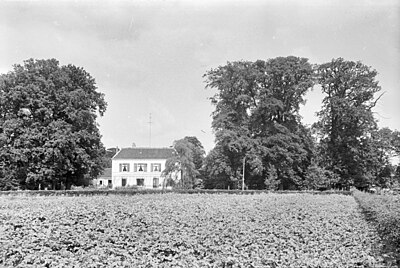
[
  {"x1": 163, "y1": 137, "x2": 205, "y2": 189},
  {"x1": 388, "y1": 129, "x2": 400, "y2": 157},
  {"x1": 183, "y1": 136, "x2": 206, "y2": 187},
  {"x1": 264, "y1": 165, "x2": 279, "y2": 190},
  {"x1": 394, "y1": 166, "x2": 400, "y2": 188},
  {"x1": 103, "y1": 147, "x2": 118, "y2": 168},
  {"x1": 303, "y1": 160, "x2": 338, "y2": 190},
  {"x1": 314, "y1": 58, "x2": 382, "y2": 189},
  {"x1": 0, "y1": 59, "x2": 107, "y2": 190},
  {"x1": 204, "y1": 56, "x2": 315, "y2": 189},
  {"x1": 202, "y1": 144, "x2": 241, "y2": 189}
]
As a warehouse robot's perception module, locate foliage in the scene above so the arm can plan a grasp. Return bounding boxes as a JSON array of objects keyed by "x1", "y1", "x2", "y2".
[
  {"x1": 204, "y1": 56, "x2": 315, "y2": 190},
  {"x1": 394, "y1": 166, "x2": 400, "y2": 187},
  {"x1": 183, "y1": 136, "x2": 206, "y2": 188},
  {"x1": 264, "y1": 165, "x2": 279, "y2": 190},
  {"x1": 363, "y1": 128, "x2": 400, "y2": 188},
  {"x1": 314, "y1": 58, "x2": 383, "y2": 189},
  {"x1": 376, "y1": 164, "x2": 397, "y2": 188},
  {"x1": 183, "y1": 137, "x2": 205, "y2": 171},
  {"x1": 0, "y1": 194, "x2": 386, "y2": 267},
  {"x1": 0, "y1": 188, "x2": 354, "y2": 197},
  {"x1": 0, "y1": 173, "x2": 19, "y2": 191},
  {"x1": 353, "y1": 190, "x2": 400, "y2": 262},
  {"x1": 303, "y1": 162, "x2": 338, "y2": 190},
  {"x1": 163, "y1": 137, "x2": 205, "y2": 189},
  {"x1": 202, "y1": 144, "x2": 239, "y2": 189},
  {"x1": 103, "y1": 147, "x2": 118, "y2": 169},
  {"x1": 0, "y1": 59, "x2": 107, "y2": 190},
  {"x1": 390, "y1": 130, "x2": 400, "y2": 157}
]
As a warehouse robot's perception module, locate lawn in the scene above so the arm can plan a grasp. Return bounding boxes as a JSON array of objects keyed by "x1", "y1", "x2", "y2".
[{"x1": 0, "y1": 193, "x2": 388, "y2": 267}]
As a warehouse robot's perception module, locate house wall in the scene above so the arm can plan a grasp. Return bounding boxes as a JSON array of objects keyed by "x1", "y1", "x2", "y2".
[
  {"x1": 93, "y1": 177, "x2": 112, "y2": 188},
  {"x1": 112, "y1": 158, "x2": 168, "y2": 189}
]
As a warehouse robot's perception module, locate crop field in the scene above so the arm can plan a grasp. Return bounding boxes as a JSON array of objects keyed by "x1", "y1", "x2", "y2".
[{"x1": 0, "y1": 193, "x2": 388, "y2": 267}]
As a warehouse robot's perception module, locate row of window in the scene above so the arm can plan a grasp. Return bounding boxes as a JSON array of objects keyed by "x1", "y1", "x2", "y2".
[
  {"x1": 98, "y1": 179, "x2": 112, "y2": 187},
  {"x1": 119, "y1": 163, "x2": 162, "y2": 172},
  {"x1": 121, "y1": 177, "x2": 160, "y2": 188}
]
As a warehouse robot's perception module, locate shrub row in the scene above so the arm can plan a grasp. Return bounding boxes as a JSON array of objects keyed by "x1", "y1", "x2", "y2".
[
  {"x1": 353, "y1": 190, "x2": 400, "y2": 259},
  {"x1": 0, "y1": 188, "x2": 352, "y2": 196}
]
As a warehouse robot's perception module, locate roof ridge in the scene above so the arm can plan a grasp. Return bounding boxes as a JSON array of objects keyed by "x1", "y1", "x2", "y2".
[{"x1": 113, "y1": 147, "x2": 175, "y2": 160}]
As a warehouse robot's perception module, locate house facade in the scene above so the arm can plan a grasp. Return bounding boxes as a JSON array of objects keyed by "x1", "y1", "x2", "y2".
[{"x1": 112, "y1": 147, "x2": 176, "y2": 189}]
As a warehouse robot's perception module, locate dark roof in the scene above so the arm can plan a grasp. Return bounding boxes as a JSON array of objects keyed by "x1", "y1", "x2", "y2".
[
  {"x1": 98, "y1": 168, "x2": 112, "y2": 178},
  {"x1": 113, "y1": 147, "x2": 175, "y2": 160}
]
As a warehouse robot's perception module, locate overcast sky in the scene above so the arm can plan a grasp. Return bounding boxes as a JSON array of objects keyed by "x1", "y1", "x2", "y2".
[{"x1": 1, "y1": 0, "x2": 399, "y2": 152}]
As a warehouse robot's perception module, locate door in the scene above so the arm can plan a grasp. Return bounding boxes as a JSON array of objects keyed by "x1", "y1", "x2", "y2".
[{"x1": 153, "y1": 177, "x2": 159, "y2": 188}]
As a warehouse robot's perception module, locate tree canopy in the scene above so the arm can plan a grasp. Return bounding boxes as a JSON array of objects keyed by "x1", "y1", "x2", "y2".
[
  {"x1": 163, "y1": 136, "x2": 205, "y2": 189},
  {"x1": 204, "y1": 56, "x2": 315, "y2": 190},
  {"x1": 204, "y1": 56, "x2": 397, "y2": 190},
  {"x1": 0, "y1": 59, "x2": 107, "y2": 190},
  {"x1": 313, "y1": 58, "x2": 383, "y2": 189}
]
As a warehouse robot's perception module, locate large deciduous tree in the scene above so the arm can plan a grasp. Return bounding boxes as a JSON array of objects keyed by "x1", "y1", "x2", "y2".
[
  {"x1": 204, "y1": 56, "x2": 315, "y2": 189},
  {"x1": 0, "y1": 59, "x2": 107, "y2": 190},
  {"x1": 163, "y1": 137, "x2": 205, "y2": 189},
  {"x1": 314, "y1": 58, "x2": 382, "y2": 189}
]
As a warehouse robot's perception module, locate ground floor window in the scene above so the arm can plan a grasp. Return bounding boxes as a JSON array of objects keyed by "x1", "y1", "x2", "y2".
[
  {"x1": 122, "y1": 178, "x2": 127, "y2": 187},
  {"x1": 153, "y1": 177, "x2": 159, "y2": 188},
  {"x1": 137, "y1": 178, "x2": 145, "y2": 186}
]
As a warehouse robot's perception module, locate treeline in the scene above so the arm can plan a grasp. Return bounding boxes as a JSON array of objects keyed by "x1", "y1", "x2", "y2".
[
  {"x1": 169, "y1": 57, "x2": 400, "y2": 190},
  {"x1": 1, "y1": 57, "x2": 399, "y2": 191}
]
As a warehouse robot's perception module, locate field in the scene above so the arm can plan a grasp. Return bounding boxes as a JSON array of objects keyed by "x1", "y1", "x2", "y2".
[{"x1": 0, "y1": 193, "x2": 390, "y2": 267}]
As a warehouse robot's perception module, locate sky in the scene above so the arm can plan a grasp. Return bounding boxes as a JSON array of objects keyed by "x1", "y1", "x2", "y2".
[{"x1": 1, "y1": 0, "x2": 399, "y2": 153}]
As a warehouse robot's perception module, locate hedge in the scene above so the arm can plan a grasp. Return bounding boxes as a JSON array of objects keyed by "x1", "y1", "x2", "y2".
[
  {"x1": 353, "y1": 190, "x2": 400, "y2": 264},
  {"x1": 0, "y1": 188, "x2": 352, "y2": 196}
]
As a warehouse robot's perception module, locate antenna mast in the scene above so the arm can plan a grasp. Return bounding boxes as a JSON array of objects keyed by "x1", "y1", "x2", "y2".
[{"x1": 148, "y1": 113, "x2": 152, "y2": 147}]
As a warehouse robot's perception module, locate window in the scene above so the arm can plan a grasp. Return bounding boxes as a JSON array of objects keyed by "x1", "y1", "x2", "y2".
[
  {"x1": 99, "y1": 180, "x2": 103, "y2": 185},
  {"x1": 108, "y1": 180, "x2": 112, "y2": 187},
  {"x1": 153, "y1": 177, "x2": 159, "y2": 188},
  {"x1": 119, "y1": 163, "x2": 130, "y2": 172},
  {"x1": 151, "y1": 163, "x2": 161, "y2": 172},
  {"x1": 134, "y1": 163, "x2": 147, "y2": 172},
  {"x1": 122, "y1": 178, "x2": 127, "y2": 187},
  {"x1": 137, "y1": 178, "x2": 145, "y2": 186}
]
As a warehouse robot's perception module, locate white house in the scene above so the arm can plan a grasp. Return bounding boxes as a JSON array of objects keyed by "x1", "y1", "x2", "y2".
[
  {"x1": 93, "y1": 168, "x2": 112, "y2": 188},
  {"x1": 112, "y1": 147, "x2": 176, "y2": 189}
]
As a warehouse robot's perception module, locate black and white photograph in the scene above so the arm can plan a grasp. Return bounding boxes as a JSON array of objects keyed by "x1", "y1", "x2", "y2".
[{"x1": 0, "y1": 0, "x2": 399, "y2": 267}]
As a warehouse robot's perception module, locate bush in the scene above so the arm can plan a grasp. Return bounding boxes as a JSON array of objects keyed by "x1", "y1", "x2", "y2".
[
  {"x1": 0, "y1": 188, "x2": 353, "y2": 197},
  {"x1": 353, "y1": 190, "x2": 400, "y2": 254}
]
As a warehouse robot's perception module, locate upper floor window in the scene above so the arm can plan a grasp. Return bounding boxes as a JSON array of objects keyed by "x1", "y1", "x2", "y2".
[
  {"x1": 119, "y1": 163, "x2": 130, "y2": 172},
  {"x1": 151, "y1": 163, "x2": 161, "y2": 172},
  {"x1": 134, "y1": 163, "x2": 147, "y2": 172}
]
